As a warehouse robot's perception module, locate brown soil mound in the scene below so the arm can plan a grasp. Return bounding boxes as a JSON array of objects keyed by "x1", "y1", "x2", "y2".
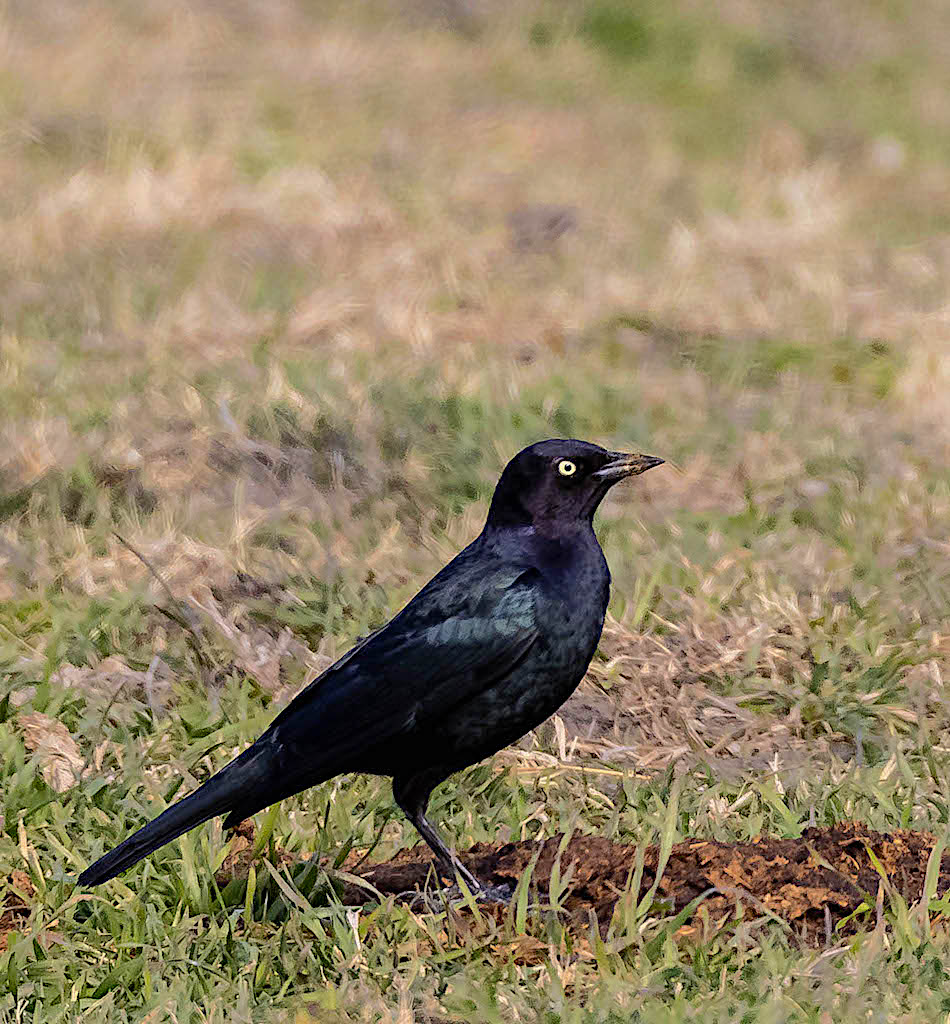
[{"x1": 338, "y1": 822, "x2": 950, "y2": 943}]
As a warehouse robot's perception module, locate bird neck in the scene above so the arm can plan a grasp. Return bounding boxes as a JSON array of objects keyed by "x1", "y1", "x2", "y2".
[
  {"x1": 485, "y1": 487, "x2": 531, "y2": 530},
  {"x1": 481, "y1": 519, "x2": 597, "y2": 556}
]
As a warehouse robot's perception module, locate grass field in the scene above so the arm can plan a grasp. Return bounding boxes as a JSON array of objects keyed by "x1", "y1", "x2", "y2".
[{"x1": 2, "y1": 0, "x2": 950, "y2": 1019}]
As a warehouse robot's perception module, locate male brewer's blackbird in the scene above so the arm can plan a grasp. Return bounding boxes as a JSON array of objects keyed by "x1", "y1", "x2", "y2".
[{"x1": 79, "y1": 439, "x2": 663, "y2": 891}]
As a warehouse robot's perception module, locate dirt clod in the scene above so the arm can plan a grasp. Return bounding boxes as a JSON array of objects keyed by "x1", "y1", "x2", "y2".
[{"x1": 339, "y1": 822, "x2": 950, "y2": 943}]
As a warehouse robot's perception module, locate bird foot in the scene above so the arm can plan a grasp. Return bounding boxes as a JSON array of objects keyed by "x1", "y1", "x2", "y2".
[
  {"x1": 398, "y1": 880, "x2": 513, "y2": 911},
  {"x1": 471, "y1": 882, "x2": 514, "y2": 905}
]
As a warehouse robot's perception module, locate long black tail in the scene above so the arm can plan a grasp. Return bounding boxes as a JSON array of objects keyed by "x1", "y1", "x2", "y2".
[{"x1": 79, "y1": 743, "x2": 276, "y2": 886}]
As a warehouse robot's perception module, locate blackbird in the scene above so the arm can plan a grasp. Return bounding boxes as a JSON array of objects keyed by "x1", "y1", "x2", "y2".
[{"x1": 79, "y1": 439, "x2": 663, "y2": 890}]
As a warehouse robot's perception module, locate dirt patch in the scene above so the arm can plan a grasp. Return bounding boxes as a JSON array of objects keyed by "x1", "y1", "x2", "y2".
[
  {"x1": 0, "y1": 871, "x2": 35, "y2": 950},
  {"x1": 214, "y1": 819, "x2": 298, "y2": 889},
  {"x1": 337, "y1": 822, "x2": 950, "y2": 944}
]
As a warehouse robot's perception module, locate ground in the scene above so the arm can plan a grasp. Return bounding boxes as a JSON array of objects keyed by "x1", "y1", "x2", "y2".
[{"x1": 1, "y1": 1, "x2": 950, "y2": 1021}]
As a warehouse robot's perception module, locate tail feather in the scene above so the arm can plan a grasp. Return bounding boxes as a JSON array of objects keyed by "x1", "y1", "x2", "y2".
[{"x1": 79, "y1": 744, "x2": 274, "y2": 886}]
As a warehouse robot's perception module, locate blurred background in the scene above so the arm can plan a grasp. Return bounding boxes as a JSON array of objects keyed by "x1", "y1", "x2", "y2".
[
  {"x1": 4, "y1": 0, "x2": 949, "y2": 743},
  {"x1": 3, "y1": 0, "x2": 950, "y2": 1017}
]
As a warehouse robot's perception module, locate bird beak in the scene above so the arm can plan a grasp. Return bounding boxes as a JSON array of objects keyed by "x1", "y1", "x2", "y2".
[{"x1": 593, "y1": 452, "x2": 665, "y2": 482}]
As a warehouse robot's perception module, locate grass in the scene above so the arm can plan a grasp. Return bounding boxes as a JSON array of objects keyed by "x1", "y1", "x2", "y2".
[{"x1": 2, "y1": 0, "x2": 950, "y2": 1019}]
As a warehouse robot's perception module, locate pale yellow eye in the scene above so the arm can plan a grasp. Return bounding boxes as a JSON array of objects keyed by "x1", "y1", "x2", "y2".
[{"x1": 557, "y1": 459, "x2": 577, "y2": 477}]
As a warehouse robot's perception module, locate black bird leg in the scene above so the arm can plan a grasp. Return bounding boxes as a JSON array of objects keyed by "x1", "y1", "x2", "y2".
[
  {"x1": 412, "y1": 809, "x2": 483, "y2": 893},
  {"x1": 393, "y1": 774, "x2": 482, "y2": 893}
]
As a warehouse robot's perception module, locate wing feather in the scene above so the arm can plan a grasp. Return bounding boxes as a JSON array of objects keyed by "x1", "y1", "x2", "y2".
[{"x1": 264, "y1": 562, "x2": 541, "y2": 768}]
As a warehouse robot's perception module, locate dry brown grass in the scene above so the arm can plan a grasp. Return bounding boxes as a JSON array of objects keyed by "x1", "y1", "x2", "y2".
[{"x1": 4, "y1": 1, "x2": 950, "y2": 778}]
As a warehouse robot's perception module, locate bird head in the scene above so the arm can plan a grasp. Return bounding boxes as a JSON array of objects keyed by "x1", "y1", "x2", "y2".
[{"x1": 486, "y1": 438, "x2": 663, "y2": 530}]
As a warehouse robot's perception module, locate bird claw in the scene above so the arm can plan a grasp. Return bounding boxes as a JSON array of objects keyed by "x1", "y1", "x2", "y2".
[
  {"x1": 472, "y1": 882, "x2": 514, "y2": 905},
  {"x1": 398, "y1": 880, "x2": 513, "y2": 911}
]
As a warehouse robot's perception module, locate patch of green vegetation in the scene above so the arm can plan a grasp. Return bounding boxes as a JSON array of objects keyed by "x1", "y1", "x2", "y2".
[
  {"x1": 739, "y1": 647, "x2": 923, "y2": 754},
  {"x1": 5, "y1": 673, "x2": 950, "y2": 1020},
  {"x1": 128, "y1": 233, "x2": 210, "y2": 323},
  {"x1": 580, "y1": 4, "x2": 653, "y2": 63},
  {"x1": 0, "y1": 462, "x2": 158, "y2": 532},
  {"x1": 529, "y1": 20, "x2": 555, "y2": 49},
  {"x1": 734, "y1": 38, "x2": 785, "y2": 83},
  {"x1": 601, "y1": 316, "x2": 904, "y2": 399},
  {"x1": 246, "y1": 574, "x2": 390, "y2": 650},
  {"x1": 247, "y1": 260, "x2": 313, "y2": 315}
]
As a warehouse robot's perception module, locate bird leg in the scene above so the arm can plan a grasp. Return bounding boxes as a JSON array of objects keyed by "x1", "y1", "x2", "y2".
[
  {"x1": 410, "y1": 809, "x2": 482, "y2": 892},
  {"x1": 393, "y1": 775, "x2": 511, "y2": 904}
]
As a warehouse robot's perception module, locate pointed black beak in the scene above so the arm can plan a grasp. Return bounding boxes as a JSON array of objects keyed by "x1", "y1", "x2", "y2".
[{"x1": 593, "y1": 452, "x2": 665, "y2": 482}]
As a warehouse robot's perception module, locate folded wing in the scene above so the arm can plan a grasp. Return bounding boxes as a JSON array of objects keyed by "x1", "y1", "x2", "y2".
[{"x1": 264, "y1": 563, "x2": 542, "y2": 770}]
